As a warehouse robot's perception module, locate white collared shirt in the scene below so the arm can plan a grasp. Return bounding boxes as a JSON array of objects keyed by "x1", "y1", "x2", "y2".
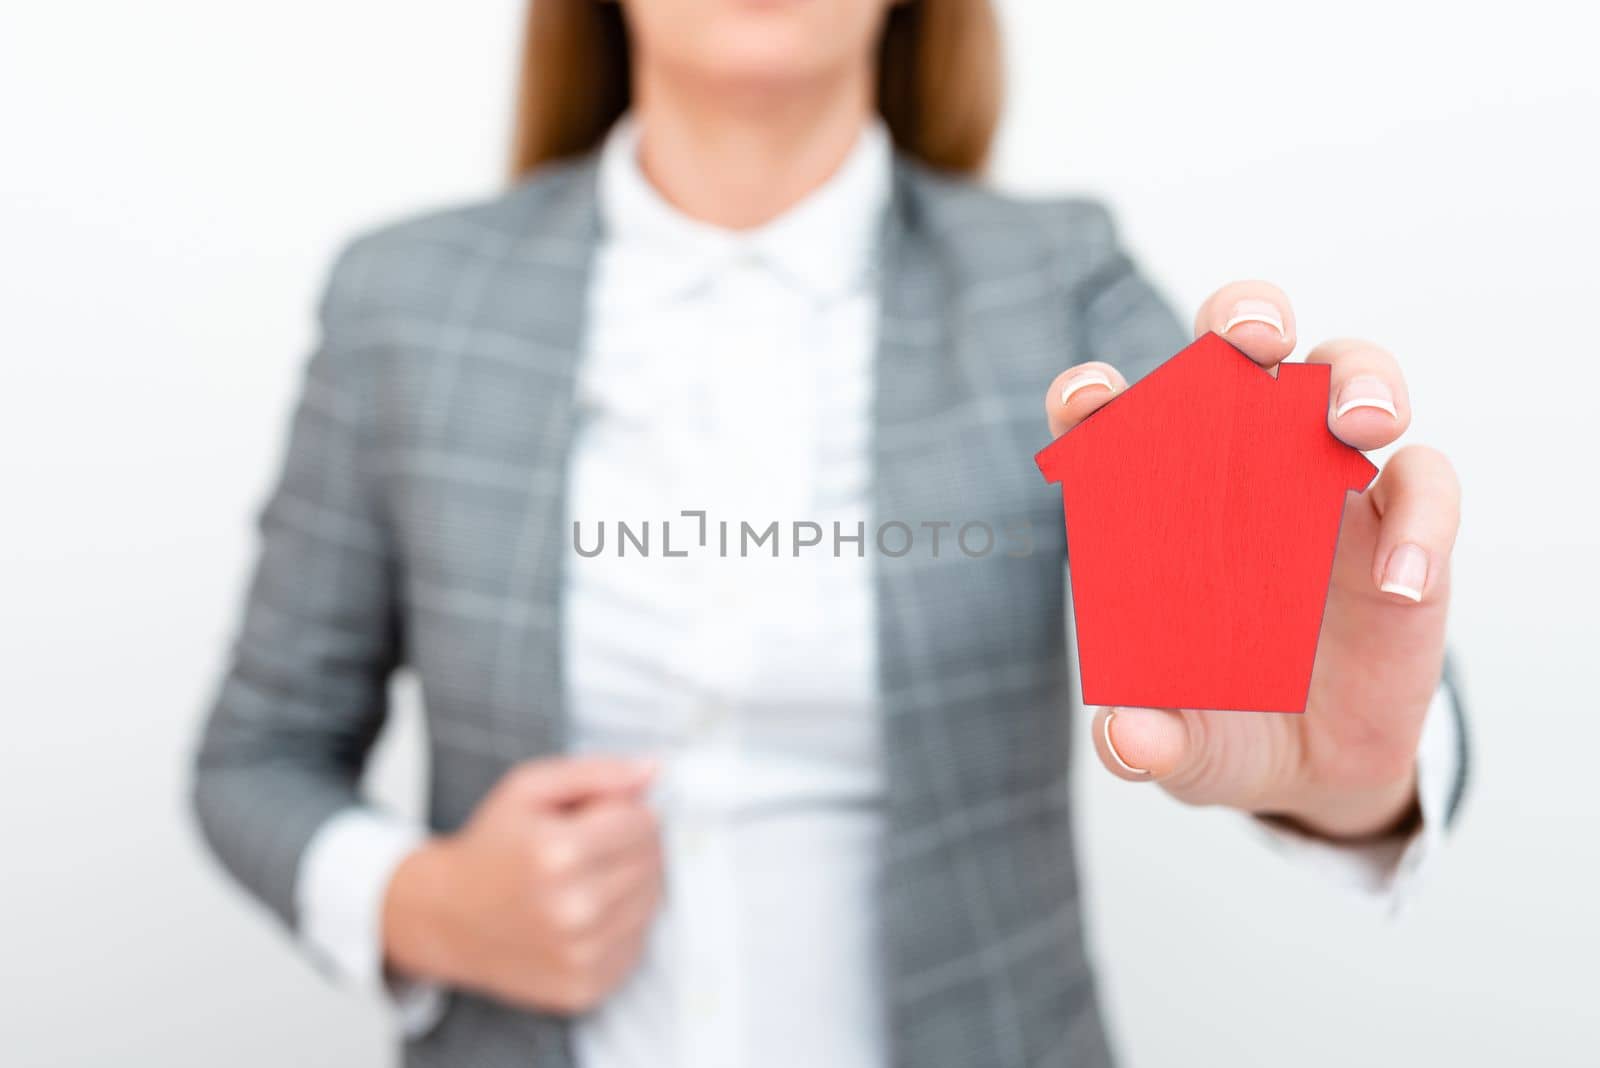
[
  {"x1": 294, "y1": 115, "x2": 1460, "y2": 1066},
  {"x1": 564, "y1": 117, "x2": 891, "y2": 1068}
]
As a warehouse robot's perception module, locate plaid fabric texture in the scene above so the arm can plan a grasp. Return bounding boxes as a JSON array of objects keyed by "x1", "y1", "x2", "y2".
[{"x1": 194, "y1": 154, "x2": 1191, "y2": 1067}]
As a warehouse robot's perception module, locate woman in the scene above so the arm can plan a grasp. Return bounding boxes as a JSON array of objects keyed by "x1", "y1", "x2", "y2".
[{"x1": 194, "y1": 1, "x2": 1466, "y2": 1065}]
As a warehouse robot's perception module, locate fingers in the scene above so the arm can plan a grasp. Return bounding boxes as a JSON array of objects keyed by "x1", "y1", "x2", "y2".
[
  {"x1": 1196, "y1": 286, "x2": 1412, "y2": 451},
  {"x1": 1044, "y1": 361, "x2": 1129, "y2": 437},
  {"x1": 589, "y1": 851, "x2": 664, "y2": 943},
  {"x1": 564, "y1": 799, "x2": 663, "y2": 870},
  {"x1": 546, "y1": 836, "x2": 663, "y2": 938},
  {"x1": 539, "y1": 846, "x2": 663, "y2": 1013},
  {"x1": 527, "y1": 799, "x2": 659, "y2": 885},
  {"x1": 1193, "y1": 280, "x2": 1297, "y2": 368},
  {"x1": 1365, "y1": 445, "x2": 1461, "y2": 603},
  {"x1": 582, "y1": 872, "x2": 664, "y2": 998},
  {"x1": 502, "y1": 755, "x2": 659, "y2": 809},
  {"x1": 1088, "y1": 704, "x2": 1308, "y2": 815},
  {"x1": 1304, "y1": 338, "x2": 1411, "y2": 451},
  {"x1": 1046, "y1": 282, "x2": 1299, "y2": 437}
]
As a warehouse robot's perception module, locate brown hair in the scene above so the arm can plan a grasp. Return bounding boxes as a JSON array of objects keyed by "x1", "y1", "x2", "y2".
[{"x1": 510, "y1": 0, "x2": 1003, "y2": 180}]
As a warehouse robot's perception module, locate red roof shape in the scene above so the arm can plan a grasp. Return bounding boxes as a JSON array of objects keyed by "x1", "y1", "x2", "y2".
[{"x1": 1036, "y1": 332, "x2": 1377, "y2": 713}]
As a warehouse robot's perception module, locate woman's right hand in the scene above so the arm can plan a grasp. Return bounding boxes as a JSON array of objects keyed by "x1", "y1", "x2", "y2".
[{"x1": 381, "y1": 756, "x2": 664, "y2": 1014}]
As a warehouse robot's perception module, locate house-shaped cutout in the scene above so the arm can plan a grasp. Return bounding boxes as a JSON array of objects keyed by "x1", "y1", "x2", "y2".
[{"x1": 1036, "y1": 332, "x2": 1377, "y2": 713}]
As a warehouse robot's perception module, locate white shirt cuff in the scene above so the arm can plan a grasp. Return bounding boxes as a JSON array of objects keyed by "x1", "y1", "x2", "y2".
[
  {"x1": 1253, "y1": 681, "x2": 1460, "y2": 912},
  {"x1": 296, "y1": 807, "x2": 449, "y2": 1036}
]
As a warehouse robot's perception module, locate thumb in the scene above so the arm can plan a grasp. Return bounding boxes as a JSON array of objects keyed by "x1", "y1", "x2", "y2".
[
  {"x1": 501, "y1": 754, "x2": 660, "y2": 810},
  {"x1": 1088, "y1": 706, "x2": 1305, "y2": 812},
  {"x1": 1090, "y1": 706, "x2": 1194, "y2": 783}
]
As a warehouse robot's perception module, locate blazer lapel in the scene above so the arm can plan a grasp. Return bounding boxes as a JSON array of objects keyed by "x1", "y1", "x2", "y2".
[
  {"x1": 873, "y1": 165, "x2": 957, "y2": 709},
  {"x1": 476, "y1": 158, "x2": 600, "y2": 761}
]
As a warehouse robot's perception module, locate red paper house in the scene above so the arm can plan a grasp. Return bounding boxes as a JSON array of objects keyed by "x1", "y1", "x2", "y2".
[{"x1": 1035, "y1": 333, "x2": 1377, "y2": 713}]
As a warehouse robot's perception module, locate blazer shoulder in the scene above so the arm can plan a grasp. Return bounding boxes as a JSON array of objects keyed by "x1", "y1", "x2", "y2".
[
  {"x1": 897, "y1": 161, "x2": 1125, "y2": 289},
  {"x1": 320, "y1": 155, "x2": 599, "y2": 324}
]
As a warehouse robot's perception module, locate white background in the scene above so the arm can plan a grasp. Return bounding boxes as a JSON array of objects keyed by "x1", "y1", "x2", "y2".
[{"x1": 2, "y1": 1, "x2": 1596, "y2": 1064}]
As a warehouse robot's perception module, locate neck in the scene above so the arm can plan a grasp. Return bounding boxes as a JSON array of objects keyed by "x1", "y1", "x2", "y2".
[{"x1": 631, "y1": 65, "x2": 875, "y2": 230}]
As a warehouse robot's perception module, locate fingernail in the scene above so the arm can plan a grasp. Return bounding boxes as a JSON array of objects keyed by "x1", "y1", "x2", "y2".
[
  {"x1": 1222, "y1": 298, "x2": 1287, "y2": 340},
  {"x1": 1060, "y1": 371, "x2": 1114, "y2": 407},
  {"x1": 1380, "y1": 543, "x2": 1428, "y2": 602},
  {"x1": 1334, "y1": 375, "x2": 1398, "y2": 419},
  {"x1": 1102, "y1": 710, "x2": 1150, "y2": 775}
]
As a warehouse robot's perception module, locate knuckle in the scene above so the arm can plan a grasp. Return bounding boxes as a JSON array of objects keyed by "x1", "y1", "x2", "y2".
[
  {"x1": 1397, "y1": 442, "x2": 1455, "y2": 474},
  {"x1": 1392, "y1": 445, "x2": 1462, "y2": 500},
  {"x1": 531, "y1": 835, "x2": 580, "y2": 880},
  {"x1": 553, "y1": 888, "x2": 599, "y2": 933},
  {"x1": 1161, "y1": 710, "x2": 1214, "y2": 793}
]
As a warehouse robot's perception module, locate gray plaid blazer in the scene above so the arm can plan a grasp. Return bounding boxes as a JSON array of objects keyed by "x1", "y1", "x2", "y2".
[{"x1": 192, "y1": 153, "x2": 1202, "y2": 1067}]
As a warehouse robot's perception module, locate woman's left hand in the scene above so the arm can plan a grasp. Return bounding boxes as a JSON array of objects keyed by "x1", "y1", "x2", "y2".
[{"x1": 1043, "y1": 281, "x2": 1460, "y2": 839}]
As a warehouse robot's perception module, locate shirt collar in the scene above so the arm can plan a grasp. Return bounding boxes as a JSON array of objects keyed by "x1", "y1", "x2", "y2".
[{"x1": 597, "y1": 114, "x2": 892, "y2": 301}]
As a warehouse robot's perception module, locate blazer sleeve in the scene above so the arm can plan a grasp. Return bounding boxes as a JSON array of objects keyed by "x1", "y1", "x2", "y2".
[{"x1": 191, "y1": 240, "x2": 402, "y2": 930}]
